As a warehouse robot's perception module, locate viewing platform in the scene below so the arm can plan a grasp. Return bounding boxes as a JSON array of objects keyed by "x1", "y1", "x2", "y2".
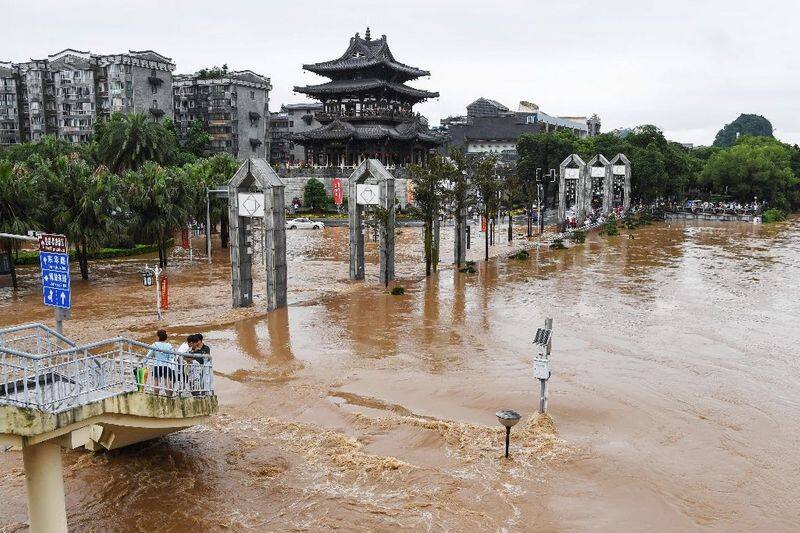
[{"x1": 0, "y1": 324, "x2": 217, "y2": 533}]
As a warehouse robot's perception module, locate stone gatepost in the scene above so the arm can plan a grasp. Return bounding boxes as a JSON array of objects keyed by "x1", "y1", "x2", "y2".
[
  {"x1": 610, "y1": 153, "x2": 632, "y2": 212},
  {"x1": 454, "y1": 207, "x2": 468, "y2": 265},
  {"x1": 585, "y1": 154, "x2": 612, "y2": 215},
  {"x1": 558, "y1": 154, "x2": 587, "y2": 226},
  {"x1": 228, "y1": 159, "x2": 287, "y2": 310},
  {"x1": 348, "y1": 159, "x2": 396, "y2": 284}
]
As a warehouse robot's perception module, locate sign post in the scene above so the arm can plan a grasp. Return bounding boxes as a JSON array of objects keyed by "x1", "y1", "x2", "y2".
[{"x1": 38, "y1": 234, "x2": 71, "y2": 334}]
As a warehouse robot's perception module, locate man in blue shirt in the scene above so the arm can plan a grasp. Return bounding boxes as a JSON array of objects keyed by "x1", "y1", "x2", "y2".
[{"x1": 146, "y1": 329, "x2": 175, "y2": 395}]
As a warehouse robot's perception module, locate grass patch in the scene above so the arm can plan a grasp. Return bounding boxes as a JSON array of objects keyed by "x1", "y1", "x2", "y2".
[
  {"x1": 509, "y1": 249, "x2": 530, "y2": 260},
  {"x1": 390, "y1": 286, "x2": 405, "y2": 295},
  {"x1": 549, "y1": 237, "x2": 566, "y2": 250},
  {"x1": 13, "y1": 243, "x2": 162, "y2": 265},
  {"x1": 569, "y1": 230, "x2": 586, "y2": 244},
  {"x1": 761, "y1": 208, "x2": 787, "y2": 223}
]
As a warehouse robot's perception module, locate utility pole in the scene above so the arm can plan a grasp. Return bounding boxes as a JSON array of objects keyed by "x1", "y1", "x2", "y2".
[{"x1": 533, "y1": 317, "x2": 553, "y2": 414}]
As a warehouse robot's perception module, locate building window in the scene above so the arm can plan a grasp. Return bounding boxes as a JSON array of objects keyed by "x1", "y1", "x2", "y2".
[
  {"x1": 289, "y1": 121, "x2": 294, "y2": 127},
  {"x1": 250, "y1": 90, "x2": 255, "y2": 100}
]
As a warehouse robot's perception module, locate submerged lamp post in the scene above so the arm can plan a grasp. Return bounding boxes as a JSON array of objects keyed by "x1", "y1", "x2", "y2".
[
  {"x1": 496, "y1": 410, "x2": 521, "y2": 458},
  {"x1": 141, "y1": 264, "x2": 162, "y2": 320}
]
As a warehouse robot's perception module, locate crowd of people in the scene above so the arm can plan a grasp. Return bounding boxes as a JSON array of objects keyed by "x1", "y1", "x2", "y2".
[
  {"x1": 676, "y1": 200, "x2": 763, "y2": 214},
  {"x1": 142, "y1": 329, "x2": 211, "y2": 396}
]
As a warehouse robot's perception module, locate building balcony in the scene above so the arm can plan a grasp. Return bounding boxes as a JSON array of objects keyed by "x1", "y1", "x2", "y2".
[
  {"x1": 248, "y1": 111, "x2": 261, "y2": 122},
  {"x1": 148, "y1": 76, "x2": 164, "y2": 87},
  {"x1": 149, "y1": 107, "x2": 165, "y2": 118},
  {"x1": 249, "y1": 138, "x2": 263, "y2": 148}
]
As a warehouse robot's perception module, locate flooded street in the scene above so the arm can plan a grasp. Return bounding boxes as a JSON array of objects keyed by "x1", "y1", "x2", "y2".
[{"x1": 2, "y1": 219, "x2": 799, "y2": 531}]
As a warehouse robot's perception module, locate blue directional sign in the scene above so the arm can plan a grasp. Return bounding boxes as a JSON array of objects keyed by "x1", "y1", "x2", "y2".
[{"x1": 37, "y1": 235, "x2": 71, "y2": 310}]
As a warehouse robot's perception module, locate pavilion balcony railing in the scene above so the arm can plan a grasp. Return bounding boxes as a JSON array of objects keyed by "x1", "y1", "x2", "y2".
[
  {"x1": 315, "y1": 109, "x2": 415, "y2": 122},
  {"x1": 0, "y1": 324, "x2": 214, "y2": 414},
  {"x1": 276, "y1": 162, "x2": 407, "y2": 172}
]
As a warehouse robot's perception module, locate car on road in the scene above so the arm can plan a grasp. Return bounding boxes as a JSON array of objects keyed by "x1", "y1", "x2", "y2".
[{"x1": 285, "y1": 217, "x2": 324, "y2": 230}]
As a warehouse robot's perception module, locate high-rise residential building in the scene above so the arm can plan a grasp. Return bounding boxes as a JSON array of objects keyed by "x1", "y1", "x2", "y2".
[
  {"x1": 0, "y1": 62, "x2": 21, "y2": 147},
  {"x1": 174, "y1": 69, "x2": 271, "y2": 159},
  {"x1": 268, "y1": 102, "x2": 323, "y2": 164},
  {"x1": 0, "y1": 49, "x2": 175, "y2": 145}
]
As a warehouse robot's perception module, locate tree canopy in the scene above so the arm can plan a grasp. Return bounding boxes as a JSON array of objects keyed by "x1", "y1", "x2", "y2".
[{"x1": 713, "y1": 114, "x2": 774, "y2": 148}]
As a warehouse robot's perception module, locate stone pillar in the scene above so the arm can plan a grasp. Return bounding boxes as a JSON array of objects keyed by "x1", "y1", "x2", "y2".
[
  {"x1": 23, "y1": 442, "x2": 67, "y2": 533},
  {"x1": 272, "y1": 186, "x2": 287, "y2": 309},
  {"x1": 379, "y1": 171, "x2": 395, "y2": 285},
  {"x1": 349, "y1": 176, "x2": 365, "y2": 280},
  {"x1": 454, "y1": 207, "x2": 467, "y2": 265}
]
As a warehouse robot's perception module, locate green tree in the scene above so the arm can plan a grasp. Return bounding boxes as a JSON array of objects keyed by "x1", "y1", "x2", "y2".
[
  {"x1": 409, "y1": 155, "x2": 455, "y2": 275},
  {"x1": 446, "y1": 149, "x2": 476, "y2": 266},
  {"x1": 125, "y1": 162, "x2": 196, "y2": 267},
  {"x1": 95, "y1": 113, "x2": 176, "y2": 172},
  {"x1": 32, "y1": 156, "x2": 124, "y2": 280},
  {"x1": 303, "y1": 177, "x2": 328, "y2": 212},
  {"x1": 699, "y1": 136, "x2": 798, "y2": 211},
  {"x1": 0, "y1": 161, "x2": 41, "y2": 288},
  {"x1": 517, "y1": 131, "x2": 575, "y2": 229},
  {"x1": 186, "y1": 119, "x2": 210, "y2": 157},
  {"x1": 713, "y1": 114, "x2": 774, "y2": 148},
  {"x1": 196, "y1": 153, "x2": 240, "y2": 248},
  {"x1": 471, "y1": 154, "x2": 501, "y2": 261}
]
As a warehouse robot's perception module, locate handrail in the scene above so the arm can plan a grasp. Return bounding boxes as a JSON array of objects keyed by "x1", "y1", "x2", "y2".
[{"x1": 0, "y1": 326, "x2": 215, "y2": 413}]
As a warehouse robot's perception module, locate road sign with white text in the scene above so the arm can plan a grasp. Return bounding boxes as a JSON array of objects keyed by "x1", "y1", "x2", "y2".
[{"x1": 38, "y1": 237, "x2": 71, "y2": 310}]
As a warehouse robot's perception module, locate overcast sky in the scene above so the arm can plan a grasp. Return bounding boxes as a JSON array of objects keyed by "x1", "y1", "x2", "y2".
[{"x1": 5, "y1": 0, "x2": 799, "y2": 146}]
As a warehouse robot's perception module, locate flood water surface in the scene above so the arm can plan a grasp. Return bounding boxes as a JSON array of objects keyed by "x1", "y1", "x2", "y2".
[{"x1": 1, "y1": 219, "x2": 799, "y2": 531}]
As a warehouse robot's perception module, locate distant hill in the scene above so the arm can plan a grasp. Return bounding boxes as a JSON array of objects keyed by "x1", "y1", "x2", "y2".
[{"x1": 713, "y1": 114, "x2": 774, "y2": 147}]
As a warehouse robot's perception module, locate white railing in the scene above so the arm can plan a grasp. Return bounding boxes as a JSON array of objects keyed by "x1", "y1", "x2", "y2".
[{"x1": 0, "y1": 325, "x2": 214, "y2": 414}]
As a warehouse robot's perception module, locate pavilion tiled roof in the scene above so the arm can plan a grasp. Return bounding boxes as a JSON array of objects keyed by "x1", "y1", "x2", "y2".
[
  {"x1": 294, "y1": 78, "x2": 438, "y2": 102},
  {"x1": 303, "y1": 32, "x2": 430, "y2": 81},
  {"x1": 294, "y1": 118, "x2": 445, "y2": 145}
]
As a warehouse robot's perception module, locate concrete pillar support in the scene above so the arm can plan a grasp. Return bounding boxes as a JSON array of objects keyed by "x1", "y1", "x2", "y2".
[{"x1": 22, "y1": 442, "x2": 67, "y2": 533}]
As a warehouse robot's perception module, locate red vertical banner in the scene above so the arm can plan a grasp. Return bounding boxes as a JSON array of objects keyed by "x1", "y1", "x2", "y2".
[
  {"x1": 160, "y1": 276, "x2": 169, "y2": 310},
  {"x1": 181, "y1": 228, "x2": 190, "y2": 249},
  {"x1": 481, "y1": 215, "x2": 487, "y2": 233},
  {"x1": 332, "y1": 178, "x2": 343, "y2": 206},
  {"x1": 405, "y1": 180, "x2": 415, "y2": 205}
]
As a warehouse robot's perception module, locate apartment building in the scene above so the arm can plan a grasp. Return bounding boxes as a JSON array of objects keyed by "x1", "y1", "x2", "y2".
[
  {"x1": 268, "y1": 102, "x2": 322, "y2": 164},
  {"x1": 0, "y1": 49, "x2": 175, "y2": 144},
  {"x1": 0, "y1": 62, "x2": 20, "y2": 147},
  {"x1": 174, "y1": 69, "x2": 271, "y2": 158}
]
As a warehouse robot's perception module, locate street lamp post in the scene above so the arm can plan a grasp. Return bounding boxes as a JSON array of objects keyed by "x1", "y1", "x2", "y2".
[{"x1": 141, "y1": 264, "x2": 162, "y2": 320}]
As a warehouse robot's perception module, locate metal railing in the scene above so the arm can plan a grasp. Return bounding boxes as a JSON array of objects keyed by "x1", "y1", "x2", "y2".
[{"x1": 0, "y1": 324, "x2": 214, "y2": 414}]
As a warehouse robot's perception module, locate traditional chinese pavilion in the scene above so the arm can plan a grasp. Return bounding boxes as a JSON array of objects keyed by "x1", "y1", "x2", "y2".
[{"x1": 293, "y1": 28, "x2": 444, "y2": 166}]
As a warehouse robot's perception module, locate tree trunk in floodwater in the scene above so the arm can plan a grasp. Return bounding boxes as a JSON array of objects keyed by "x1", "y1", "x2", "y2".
[
  {"x1": 424, "y1": 220, "x2": 432, "y2": 277},
  {"x1": 77, "y1": 238, "x2": 89, "y2": 280},
  {"x1": 4, "y1": 246, "x2": 17, "y2": 289},
  {"x1": 484, "y1": 209, "x2": 490, "y2": 261},
  {"x1": 508, "y1": 210, "x2": 513, "y2": 242}
]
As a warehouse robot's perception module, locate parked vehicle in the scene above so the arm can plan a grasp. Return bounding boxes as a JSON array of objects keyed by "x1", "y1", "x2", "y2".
[{"x1": 285, "y1": 218, "x2": 324, "y2": 230}]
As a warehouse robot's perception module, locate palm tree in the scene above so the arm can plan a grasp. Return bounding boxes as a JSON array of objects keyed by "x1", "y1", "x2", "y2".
[
  {"x1": 125, "y1": 163, "x2": 197, "y2": 267},
  {"x1": 31, "y1": 156, "x2": 124, "y2": 280},
  {"x1": 95, "y1": 113, "x2": 175, "y2": 173},
  {"x1": 0, "y1": 161, "x2": 41, "y2": 288}
]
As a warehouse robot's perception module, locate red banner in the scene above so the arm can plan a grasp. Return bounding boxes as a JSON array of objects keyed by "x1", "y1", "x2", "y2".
[
  {"x1": 332, "y1": 178, "x2": 343, "y2": 206},
  {"x1": 181, "y1": 228, "x2": 190, "y2": 249},
  {"x1": 38, "y1": 233, "x2": 68, "y2": 253},
  {"x1": 160, "y1": 276, "x2": 169, "y2": 310},
  {"x1": 481, "y1": 215, "x2": 487, "y2": 233}
]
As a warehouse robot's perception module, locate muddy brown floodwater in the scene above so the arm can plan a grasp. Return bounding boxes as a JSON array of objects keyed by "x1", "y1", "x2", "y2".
[{"x1": 1, "y1": 218, "x2": 799, "y2": 531}]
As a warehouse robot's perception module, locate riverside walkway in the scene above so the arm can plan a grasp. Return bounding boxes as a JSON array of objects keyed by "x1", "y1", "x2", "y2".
[{"x1": 0, "y1": 323, "x2": 218, "y2": 533}]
